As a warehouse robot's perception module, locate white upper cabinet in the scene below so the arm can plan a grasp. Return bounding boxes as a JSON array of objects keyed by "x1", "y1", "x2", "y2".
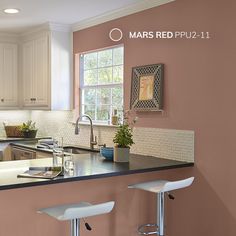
[
  {"x1": 22, "y1": 34, "x2": 49, "y2": 107},
  {"x1": 21, "y1": 24, "x2": 72, "y2": 110},
  {"x1": 34, "y1": 36, "x2": 49, "y2": 107},
  {"x1": 0, "y1": 23, "x2": 72, "y2": 110},
  {"x1": 22, "y1": 40, "x2": 34, "y2": 106},
  {"x1": 0, "y1": 43, "x2": 18, "y2": 108}
]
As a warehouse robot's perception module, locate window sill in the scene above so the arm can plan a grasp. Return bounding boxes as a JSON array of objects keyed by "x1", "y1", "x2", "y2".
[{"x1": 70, "y1": 121, "x2": 119, "y2": 128}]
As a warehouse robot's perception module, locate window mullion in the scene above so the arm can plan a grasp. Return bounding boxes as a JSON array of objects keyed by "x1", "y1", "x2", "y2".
[
  {"x1": 110, "y1": 49, "x2": 114, "y2": 119},
  {"x1": 80, "y1": 54, "x2": 84, "y2": 88},
  {"x1": 82, "y1": 83, "x2": 122, "y2": 90},
  {"x1": 110, "y1": 87, "x2": 113, "y2": 122},
  {"x1": 95, "y1": 86, "x2": 98, "y2": 122}
]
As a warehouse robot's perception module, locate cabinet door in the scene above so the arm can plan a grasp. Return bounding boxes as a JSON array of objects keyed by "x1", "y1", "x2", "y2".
[
  {"x1": 22, "y1": 35, "x2": 49, "y2": 108},
  {"x1": 0, "y1": 44, "x2": 3, "y2": 103},
  {"x1": 22, "y1": 40, "x2": 34, "y2": 107},
  {"x1": 33, "y1": 36, "x2": 49, "y2": 107},
  {"x1": 0, "y1": 44, "x2": 18, "y2": 108}
]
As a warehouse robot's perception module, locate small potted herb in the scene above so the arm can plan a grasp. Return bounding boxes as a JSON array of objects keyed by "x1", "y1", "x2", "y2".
[
  {"x1": 113, "y1": 124, "x2": 134, "y2": 162},
  {"x1": 20, "y1": 120, "x2": 38, "y2": 138}
]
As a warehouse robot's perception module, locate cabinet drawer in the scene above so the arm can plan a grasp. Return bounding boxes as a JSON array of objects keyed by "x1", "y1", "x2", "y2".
[
  {"x1": 11, "y1": 147, "x2": 36, "y2": 160},
  {"x1": 36, "y1": 151, "x2": 52, "y2": 159}
]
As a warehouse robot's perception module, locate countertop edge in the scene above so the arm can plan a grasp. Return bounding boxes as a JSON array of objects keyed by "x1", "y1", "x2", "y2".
[
  {"x1": 0, "y1": 137, "x2": 52, "y2": 143},
  {"x1": 0, "y1": 162, "x2": 194, "y2": 191}
]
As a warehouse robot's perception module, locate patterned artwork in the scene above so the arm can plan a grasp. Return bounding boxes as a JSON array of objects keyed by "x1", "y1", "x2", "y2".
[{"x1": 139, "y1": 75, "x2": 154, "y2": 101}]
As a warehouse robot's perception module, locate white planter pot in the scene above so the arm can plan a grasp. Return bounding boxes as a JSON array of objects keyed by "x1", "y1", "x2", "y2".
[{"x1": 114, "y1": 147, "x2": 130, "y2": 162}]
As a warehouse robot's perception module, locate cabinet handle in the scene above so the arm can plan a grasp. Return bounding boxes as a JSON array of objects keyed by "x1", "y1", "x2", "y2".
[{"x1": 1, "y1": 98, "x2": 4, "y2": 102}]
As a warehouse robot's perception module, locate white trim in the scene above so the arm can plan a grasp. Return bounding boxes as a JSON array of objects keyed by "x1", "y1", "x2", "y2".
[
  {"x1": 0, "y1": 32, "x2": 19, "y2": 43},
  {"x1": 78, "y1": 43, "x2": 124, "y2": 56},
  {"x1": 72, "y1": 0, "x2": 175, "y2": 32},
  {"x1": 79, "y1": 121, "x2": 119, "y2": 128},
  {"x1": 69, "y1": 121, "x2": 119, "y2": 128},
  {"x1": 20, "y1": 23, "x2": 50, "y2": 38},
  {"x1": 0, "y1": 32, "x2": 18, "y2": 38},
  {"x1": 20, "y1": 22, "x2": 72, "y2": 38}
]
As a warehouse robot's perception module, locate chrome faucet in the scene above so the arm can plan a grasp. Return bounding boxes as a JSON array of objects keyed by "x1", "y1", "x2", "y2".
[{"x1": 75, "y1": 114, "x2": 97, "y2": 150}]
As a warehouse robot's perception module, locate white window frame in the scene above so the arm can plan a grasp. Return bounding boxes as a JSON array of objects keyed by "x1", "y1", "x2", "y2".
[{"x1": 79, "y1": 45, "x2": 124, "y2": 124}]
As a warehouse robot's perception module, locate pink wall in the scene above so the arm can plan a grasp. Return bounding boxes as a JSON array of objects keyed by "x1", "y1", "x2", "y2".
[
  {"x1": 73, "y1": 0, "x2": 236, "y2": 235},
  {"x1": 0, "y1": 169, "x2": 192, "y2": 236}
]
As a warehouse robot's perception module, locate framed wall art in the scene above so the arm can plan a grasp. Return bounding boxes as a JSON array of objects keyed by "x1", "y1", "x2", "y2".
[{"x1": 130, "y1": 63, "x2": 164, "y2": 111}]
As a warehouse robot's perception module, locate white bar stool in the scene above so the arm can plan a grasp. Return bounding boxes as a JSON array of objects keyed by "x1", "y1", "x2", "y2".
[
  {"x1": 128, "y1": 177, "x2": 194, "y2": 236},
  {"x1": 38, "y1": 201, "x2": 115, "y2": 236}
]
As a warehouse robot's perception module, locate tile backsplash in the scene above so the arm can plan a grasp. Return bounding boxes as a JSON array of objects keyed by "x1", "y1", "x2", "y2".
[
  {"x1": 132, "y1": 127, "x2": 194, "y2": 162},
  {"x1": 0, "y1": 110, "x2": 194, "y2": 162}
]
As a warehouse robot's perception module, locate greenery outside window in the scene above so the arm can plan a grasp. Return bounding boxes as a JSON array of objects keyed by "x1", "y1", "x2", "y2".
[{"x1": 80, "y1": 45, "x2": 124, "y2": 123}]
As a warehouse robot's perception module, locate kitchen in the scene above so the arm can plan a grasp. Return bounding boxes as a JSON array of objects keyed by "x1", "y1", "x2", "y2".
[{"x1": 0, "y1": 0, "x2": 235, "y2": 236}]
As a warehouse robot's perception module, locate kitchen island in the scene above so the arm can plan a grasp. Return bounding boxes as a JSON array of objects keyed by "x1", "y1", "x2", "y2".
[
  {"x1": 0, "y1": 137, "x2": 51, "y2": 161},
  {"x1": 0, "y1": 152, "x2": 194, "y2": 236}
]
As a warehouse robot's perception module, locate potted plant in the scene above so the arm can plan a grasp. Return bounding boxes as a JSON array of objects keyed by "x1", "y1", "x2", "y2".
[
  {"x1": 20, "y1": 120, "x2": 38, "y2": 138},
  {"x1": 113, "y1": 124, "x2": 134, "y2": 162}
]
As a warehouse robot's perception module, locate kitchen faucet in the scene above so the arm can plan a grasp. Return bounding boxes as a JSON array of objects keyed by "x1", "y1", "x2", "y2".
[{"x1": 75, "y1": 114, "x2": 97, "y2": 150}]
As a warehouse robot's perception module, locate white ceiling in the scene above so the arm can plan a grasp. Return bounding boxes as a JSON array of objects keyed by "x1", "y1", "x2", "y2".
[{"x1": 0, "y1": 0, "x2": 174, "y2": 34}]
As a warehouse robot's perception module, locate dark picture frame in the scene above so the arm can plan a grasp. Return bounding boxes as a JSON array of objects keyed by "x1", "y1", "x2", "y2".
[{"x1": 130, "y1": 63, "x2": 164, "y2": 111}]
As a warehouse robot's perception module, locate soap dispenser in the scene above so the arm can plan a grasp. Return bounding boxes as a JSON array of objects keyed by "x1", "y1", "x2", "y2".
[{"x1": 111, "y1": 109, "x2": 118, "y2": 125}]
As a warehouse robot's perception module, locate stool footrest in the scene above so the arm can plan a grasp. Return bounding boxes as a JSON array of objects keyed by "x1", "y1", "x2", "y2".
[{"x1": 138, "y1": 223, "x2": 159, "y2": 235}]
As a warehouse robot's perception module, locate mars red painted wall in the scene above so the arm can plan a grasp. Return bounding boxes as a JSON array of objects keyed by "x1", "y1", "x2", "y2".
[{"x1": 73, "y1": 0, "x2": 236, "y2": 235}]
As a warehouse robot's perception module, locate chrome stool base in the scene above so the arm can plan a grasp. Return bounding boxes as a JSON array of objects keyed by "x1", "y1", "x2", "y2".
[
  {"x1": 138, "y1": 223, "x2": 159, "y2": 235},
  {"x1": 71, "y1": 219, "x2": 80, "y2": 236}
]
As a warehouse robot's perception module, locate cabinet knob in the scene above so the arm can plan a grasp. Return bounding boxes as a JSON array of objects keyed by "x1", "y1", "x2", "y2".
[{"x1": 1, "y1": 98, "x2": 4, "y2": 102}]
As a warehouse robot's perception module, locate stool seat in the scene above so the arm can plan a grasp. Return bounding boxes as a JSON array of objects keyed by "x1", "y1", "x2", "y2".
[
  {"x1": 38, "y1": 201, "x2": 115, "y2": 221},
  {"x1": 128, "y1": 177, "x2": 194, "y2": 193}
]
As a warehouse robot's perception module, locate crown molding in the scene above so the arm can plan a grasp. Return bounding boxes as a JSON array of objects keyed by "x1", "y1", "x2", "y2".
[
  {"x1": 0, "y1": 32, "x2": 19, "y2": 43},
  {"x1": 72, "y1": 0, "x2": 175, "y2": 32},
  {"x1": 0, "y1": 32, "x2": 18, "y2": 37},
  {"x1": 19, "y1": 23, "x2": 49, "y2": 38},
  {"x1": 20, "y1": 22, "x2": 72, "y2": 38}
]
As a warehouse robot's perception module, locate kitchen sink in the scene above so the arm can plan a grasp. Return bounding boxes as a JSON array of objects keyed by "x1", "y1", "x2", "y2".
[{"x1": 63, "y1": 146, "x2": 99, "y2": 154}]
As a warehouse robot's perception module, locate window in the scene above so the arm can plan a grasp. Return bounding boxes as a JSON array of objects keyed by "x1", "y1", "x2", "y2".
[{"x1": 80, "y1": 45, "x2": 124, "y2": 123}]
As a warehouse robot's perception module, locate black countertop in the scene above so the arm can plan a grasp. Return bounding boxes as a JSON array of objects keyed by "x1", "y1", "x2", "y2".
[
  {"x1": 0, "y1": 137, "x2": 51, "y2": 143},
  {"x1": 0, "y1": 152, "x2": 193, "y2": 191},
  {"x1": 10, "y1": 141, "x2": 99, "y2": 154}
]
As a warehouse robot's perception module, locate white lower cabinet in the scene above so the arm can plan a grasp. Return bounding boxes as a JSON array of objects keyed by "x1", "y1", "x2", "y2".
[{"x1": 0, "y1": 43, "x2": 18, "y2": 108}]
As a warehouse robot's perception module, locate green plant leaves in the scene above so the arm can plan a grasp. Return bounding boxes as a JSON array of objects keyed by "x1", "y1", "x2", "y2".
[
  {"x1": 20, "y1": 120, "x2": 37, "y2": 132},
  {"x1": 113, "y1": 124, "x2": 134, "y2": 148}
]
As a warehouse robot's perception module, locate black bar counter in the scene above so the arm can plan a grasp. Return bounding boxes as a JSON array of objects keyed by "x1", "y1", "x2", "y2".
[{"x1": 0, "y1": 152, "x2": 193, "y2": 191}]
